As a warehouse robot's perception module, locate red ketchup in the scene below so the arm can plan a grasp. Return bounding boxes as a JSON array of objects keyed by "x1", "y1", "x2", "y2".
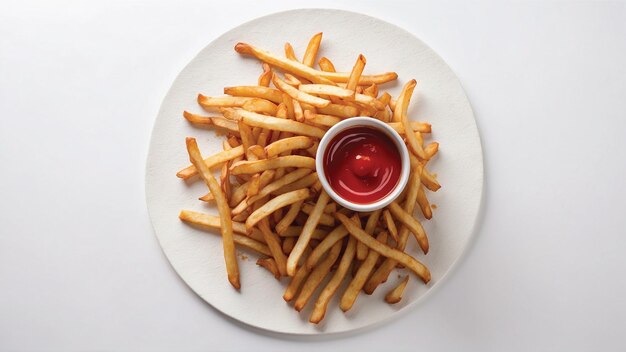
[{"x1": 323, "y1": 126, "x2": 401, "y2": 204}]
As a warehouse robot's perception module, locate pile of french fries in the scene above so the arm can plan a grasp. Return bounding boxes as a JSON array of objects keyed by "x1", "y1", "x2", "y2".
[{"x1": 178, "y1": 33, "x2": 441, "y2": 324}]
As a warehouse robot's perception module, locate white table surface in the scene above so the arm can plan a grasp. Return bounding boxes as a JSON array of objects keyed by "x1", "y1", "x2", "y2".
[{"x1": 1, "y1": 1, "x2": 625, "y2": 351}]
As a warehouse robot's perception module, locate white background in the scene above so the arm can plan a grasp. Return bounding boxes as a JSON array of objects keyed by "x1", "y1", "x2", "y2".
[{"x1": 1, "y1": 1, "x2": 625, "y2": 351}]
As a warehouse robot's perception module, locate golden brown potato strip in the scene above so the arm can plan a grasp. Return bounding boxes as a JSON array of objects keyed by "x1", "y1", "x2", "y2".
[
  {"x1": 318, "y1": 57, "x2": 336, "y2": 72},
  {"x1": 424, "y1": 142, "x2": 439, "y2": 160},
  {"x1": 236, "y1": 110, "x2": 326, "y2": 138},
  {"x1": 335, "y1": 213, "x2": 430, "y2": 283},
  {"x1": 284, "y1": 42, "x2": 299, "y2": 61},
  {"x1": 387, "y1": 201, "x2": 428, "y2": 254},
  {"x1": 299, "y1": 84, "x2": 354, "y2": 98},
  {"x1": 265, "y1": 136, "x2": 314, "y2": 158},
  {"x1": 245, "y1": 189, "x2": 310, "y2": 230},
  {"x1": 224, "y1": 86, "x2": 283, "y2": 104},
  {"x1": 294, "y1": 240, "x2": 341, "y2": 311},
  {"x1": 183, "y1": 111, "x2": 213, "y2": 126},
  {"x1": 258, "y1": 219, "x2": 288, "y2": 276},
  {"x1": 305, "y1": 225, "x2": 349, "y2": 270},
  {"x1": 248, "y1": 168, "x2": 312, "y2": 205},
  {"x1": 179, "y1": 210, "x2": 270, "y2": 255},
  {"x1": 292, "y1": 99, "x2": 304, "y2": 122},
  {"x1": 199, "y1": 192, "x2": 214, "y2": 202},
  {"x1": 258, "y1": 63, "x2": 272, "y2": 87},
  {"x1": 246, "y1": 173, "x2": 261, "y2": 198},
  {"x1": 286, "y1": 191, "x2": 330, "y2": 276},
  {"x1": 242, "y1": 98, "x2": 279, "y2": 115},
  {"x1": 421, "y1": 166, "x2": 441, "y2": 191},
  {"x1": 235, "y1": 42, "x2": 397, "y2": 85},
  {"x1": 257, "y1": 257, "x2": 281, "y2": 279},
  {"x1": 382, "y1": 209, "x2": 399, "y2": 242},
  {"x1": 346, "y1": 54, "x2": 366, "y2": 94},
  {"x1": 283, "y1": 73, "x2": 302, "y2": 86},
  {"x1": 317, "y1": 103, "x2": 359, "y2": 118},
  {"x1": 357, "y1": 209, "x2": 382, "y2": 260},
  {"x1": 185, "y1": 138, "x2": 239, "y2": 289},
  {"x1": 416, "y1": 184, "x2": 433, "y2": 220},
  {"x1": 340, "y1": 231, "x2": 388, "y2": 311},
  {"x1": 230, "y1": 155, "x2": 315, "y2": 175},
  {"x1": 275, "y1": 200, "x2": 304, "y2": 235},
  {"x1": 283, "y1": 260, "x2": 310, "y2": 302},
  {"x1": 220, "y1": 162, "x2": 231, "y2": 201},
  {"x1": 282, "y1": 237, "x2": 296, "y2": 254},
  {"x1": 363, "y1": 83, "x2": 378, "y2": 98},
  {"x1": 282, "y1": 94, "x2": 295, "y2": 119},
  {"x1": 272, "y1": 172, "x2": 319, "y2": 195},
  {"x1": 385, "y1": 275, "x2": 409, "y2": 304},
  {"x1": 387, "y1": 121, "x2": 432, "y2": 134},
  {"x1": 176, "y1": 145, "x2": 245, "y2": 180},
  {"x1": 310, "y1": 236, "x2": 356, "y2": 323},
  {"x1": 302, "y1": 32, "x2": 322, "y2": 67},
  {"x1": 198, "y1": 94, "x2": 253, "y2": 110},
  {"x1": 394, "y1": 79, "x2": 427, "y2": 159},
  {"x1": 272, "y1": 74, "x2": 331, "y2": 108}
]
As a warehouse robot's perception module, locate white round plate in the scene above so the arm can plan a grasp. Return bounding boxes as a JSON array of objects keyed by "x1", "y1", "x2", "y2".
[{"x1": 146, "y1": 9, "x2": 483, "y2": 335}]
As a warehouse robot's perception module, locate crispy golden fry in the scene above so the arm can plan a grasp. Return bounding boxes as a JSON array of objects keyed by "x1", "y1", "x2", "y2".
[
  {"x1": 183, "y1": 111, "x2": 214, "y2": 126},
  {"x1": 305, "y1": 225, "x2": 348, "y2": 270},
  {"x1": 224, "y1": 86, "x2": 283, "y2": 104},
  {"x1": 198, "y1": 94, "x2": 253, "y2": 110},
  {"x1": 303, "y1": 32, "x2": 323, "y2": 67},
  {"x1": 335, "y1": 213, "x2": 430, "y2": 283},
  {"x1": 298, "y1": 84, "x2": 354, "y2": 99},
  {"x1": 185, "y1": 138, "x2": 239, "y2": 289},
  {"x1": 284, "y1": 42, "x2": 299, "y2": 61},
  {"x1": 382, "y1": 209, "x2": 399, "y2": 242},
  {"x1": 282, "y1": 94, "x2": 295, "y2": 119},
  {"x1": 340, "y1": 231, "x2": 388, "y2": 311},
  {"x1": 293, "y1": 99, "x2": 304, "y2": 122},
  {"x1": 282, "y1": 237, "x2": 295, "y2": 254},
  {"x1": 245, "y1": 189, "x2": 310, "y2": 230},
  {"x1": 258, "y1": 219, "x2": 288, "y2": 276},
  {"x1": 248, "y1": 168, "x2": 312, "y2": 205},
  {"x1": 272, "y1": 74, "x2": 330, "y2": 108},
  {"x1": 385, "y1": 275, "x2": 409, "y2": 304},
  {"x1": 424, "y1": 142, "x2": 439, "y2": 160},
  {"x1": 265, "y1": 136, "x2": 314, "y2": 158},
  {"x1": 310, "y1": 236, "x2": 356, "y2": 323},
  {"x1": 387, "y1": 201, "x2": 428, "y2": 254},
  {"x1": 318, "y1": 57, "x2": 336, "y2": 72},
  {"x1": 357, "y1": 209, "x2": 382, "y2": 260},
  {"x1": 176, "y1": 143, "x2": 244, "y2": 178},
  {"x1": 230, "y1": 155, "x2": 315, "y2": 175},
  {"x1": 317, "y1": 103, "x2": 359, "y2": 118},
  {"x1": 257, "y1": 257, "x2": 281, "y2": 279},
  {"x1": 242, "y1": 98, "x2": 279, "y2": 115},
  {"x1": 286, "y1": 191, "x2": 330, "y2": 276},
  {"x1": 279, "y1": 226, "x2": 327, "y2": 240},
  {"x1": 199, "y1": 192, "x2": 214, "y2": 202},
  {"x1": 235, "y1": 42, "x2": 397, "y2": 85},
  {"x1": 238, "y1": 121, "x2": 254, "y2": 153},
  {"x1": 283, "y1": 259, "x2": 310, "y2": 302},
  {"x1": 421, "y1": 166, "x2": 441, "y2": 191},
  {"x1": 179, "y1": 210, "x2": 270, "y2": 255},
  {"x1": 246, "y1": 173, "x2": 261, "y2": 198},
  {"x1": 386, "y1": 121, "x2": 432, "y2": 134},
  {"x1": 220, "y1": 162, "x2": 231, "y2": 201},
  {"x1": 275, "y1": 200, "x2": 304, "y2": 235},
  {"x1": 283, "y1": 73, "x2": 302, "y2": 86},
  {"x1": 301, "y1": 204, "x2": 335, "y2": 226},
  {"x1": 394, "y1": 79, "x2": 427, "y2": 159},
  {"x1": 363, "y1": 83, "x2": 378, "y2": 98},
  {"x1": 294, "y1": 240, "x2": 341, "y2": 311},
  {"x1": 272, "y1": 172, "x2": 319, "y2": 195},
  {"x1": 416, "y1": 184, "x2": 433, "y2": 220},
  {"x1": 258, "y1": 63, "x2": 272, "y2": 87},
  {"x1": 346, "y1": 54, "x2": 366, "y2": 94},
  {"x1": 236, "y1": 110, "x2": 326, "y2": 138}
]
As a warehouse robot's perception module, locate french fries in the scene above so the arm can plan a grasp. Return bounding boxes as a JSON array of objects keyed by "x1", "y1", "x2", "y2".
[{"x1": 177, "y1": 32, "x2": 441, "y2": 323}]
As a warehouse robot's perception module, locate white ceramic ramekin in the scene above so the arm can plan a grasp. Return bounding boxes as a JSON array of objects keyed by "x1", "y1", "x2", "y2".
[{"x1": 315, "y1": 117, "x2": 410, "y2": 212}]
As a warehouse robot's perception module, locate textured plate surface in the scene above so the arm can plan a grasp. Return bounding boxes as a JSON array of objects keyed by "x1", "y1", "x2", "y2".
[{"x1": 146, "y1": 8, "x2": 483, "y2": 334}]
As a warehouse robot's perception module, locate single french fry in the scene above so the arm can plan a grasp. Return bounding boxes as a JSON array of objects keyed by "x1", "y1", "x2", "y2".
[
  {"x1": 246, "y1": 173, "x2": 261, "y2": 197},
  {"x1": 272, "y1": 74, "x2": 330, "y2": 108},
  {"x1": 416, "y1": 184, "x2": 433, "y2": 220},
  {"x1": 265, "y1": 136, "x2": 314, "y2": 158},
  {"x1": 335, "y1": 212, "x2": 430, "y2": 283},
  {"x1": 242, "y1": 98, "x2": 279, "y2": 115},
  {"x1": 258, "y1": 63, "x2": 272, "y2": 87},
  {"x1": 183, "y1": 111, "x2": 213, "y2": 126},
  {"x1": 275, "y1": 200, "x2": 304, "y2": 235},
  {"x1": 257, "y1": 257, "x2": 281, "y2": 279},
  {"x1": 294, "y1": 240, "x2": 341, "y2": 312},
  {"x1": 236, "y1": 110, "x2": 326, "y2": 138},
  {"x1": 282, "y1": 93, "x2": 295, "y2": 119},
  {"x1": 258, "y1": 219, "x2": 288, "y2": 276},
  {"x1": 198, "y1": 94, "x2": 253, "y2": 110},
  {"x1": 303, "y1": 32, "x2": 323, "y2": 67},
  {"x1": 283, "y1": 259, "x2": 310, "y2": 302},
  {"x1": 340, "y1": 231, "x2": 388, "y2": 311},
  {"x1": 299, "y1": 84, "x2": 354, "y2": 99},
  {"x1": 284, "y1": 42, "x2": 299, "y2": 61},
  {"x1": 357, "y1": 209, "x2": 382, "y2": 260},
  {"x1": 235, "y1": 42, "x2": 397, "y2": 85},
  {"x1": 245, "y1": 189, "x2": 310, "y2": 230},
  {"x1": 286, "y1": 191, "x2": 330, "y2": 276},
  {"x1": 317, "y1": 103, "x2": 359, "y2": 118},
  {"x1": 224, "y1": 86, "x2": 283, "y2": 104},
  {"x1": 310, "y1": 236, "x2": 356, "y2": 323},
  {"x1": 220, "y1": 162, "x2": 231, "y2": 201},
  {"x1": 230, "y1": 155, "x2": 315, "y2": 175},
  {"x1": 305, "y1": 225, "x2": 349, "y2": 270},
  {"x1": 394, "y1": 79, "x2": 427, "y2": 160},
  {"x1": 382, "y1": 209, "x2": 399, "y2": 242},
  {"x1": 386, "y1": 121, "x2": 432, "y2": 134},
  {"x1": 179, "y1": 210, "x2": 270, "y2": 256},
  {"x1": 318, "y1": 57, "x2": 336, "y2": 72},
  {"x1": 293, "y1": 99, "x2": 304, "y2": 122},
  {"x1": 385, "y1": 275, "x2": 409, "y2": 304},
  {"x1": 283, "y1": 73, "x2": 302, "y2": 86},
  {"x1": 387, "y1": 201, "x2": 428, "y2": 254},
  {"x1": 346, "y1": 54, "x2": 366, "y2": 94},
  {"x1": 421, "y1": 166, "x2": 441, "y2": 191},
  {"x1": 199, "y1": 192, "x2": 215, "y2": 202},
  {"x1": 424, "y1": 142, "x2": 439, "y2": 160},
  {"x1": 185, "y1": 138, "x2": 239, "y2": 289}
]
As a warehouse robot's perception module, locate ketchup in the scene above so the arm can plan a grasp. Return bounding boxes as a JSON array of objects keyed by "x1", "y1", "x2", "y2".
[{"x1": 323, "y1": 126, "x2": 401, "y2": 204}]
